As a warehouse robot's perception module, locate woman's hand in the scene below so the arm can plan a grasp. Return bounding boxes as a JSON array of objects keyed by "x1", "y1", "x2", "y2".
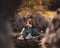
[{"x1": 27, "y1": 23, "x2": 32, "y2": 27}]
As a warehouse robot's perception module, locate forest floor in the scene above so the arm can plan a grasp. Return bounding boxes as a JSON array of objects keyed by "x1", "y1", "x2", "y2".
[
  {"x1": 43, "y1": 11, "x2": 56, "y2": 18},
  {"x1": 20, "y1": 10, "x2": 56, "y2": 19}
]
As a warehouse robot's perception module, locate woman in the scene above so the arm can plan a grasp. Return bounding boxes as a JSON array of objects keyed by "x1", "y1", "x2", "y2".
[{"x1": 17, "y1": 16, "x2": 39, "y2": 40}]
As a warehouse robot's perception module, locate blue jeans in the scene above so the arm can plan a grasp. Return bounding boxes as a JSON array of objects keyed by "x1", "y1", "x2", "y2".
[
  {"x1": 22, "y1": 27, "x2": 38, "y2": 37},
  {"x1": 31, "y1": 28, "x2": 38, "y2": 36}
]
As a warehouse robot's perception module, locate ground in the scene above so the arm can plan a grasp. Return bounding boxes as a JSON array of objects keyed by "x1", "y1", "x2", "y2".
[{"x1": 19, "y1": 10, "x2": 56, "y2": 19}]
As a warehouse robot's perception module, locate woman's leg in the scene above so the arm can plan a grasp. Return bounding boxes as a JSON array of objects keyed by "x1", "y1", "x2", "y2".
[
  {"x1": 22, "y1": 30, "x2": 29, "y2": 38},
  {"x1": 31, "y1": 28, "x2": 39, "y2": 36}
]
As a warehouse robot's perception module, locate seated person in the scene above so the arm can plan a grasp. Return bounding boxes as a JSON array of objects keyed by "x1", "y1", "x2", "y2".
[{"x1": 17, "y1": 16, "x2": 39, "y2": 40}]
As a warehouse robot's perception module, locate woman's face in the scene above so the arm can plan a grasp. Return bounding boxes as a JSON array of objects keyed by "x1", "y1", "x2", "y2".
[{"x1": 27, "y1": 18, "x2": 32, "y2": 24}]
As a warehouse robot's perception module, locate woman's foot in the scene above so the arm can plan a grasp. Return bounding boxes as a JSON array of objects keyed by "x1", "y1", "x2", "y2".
[{"x1": 17, "y1": 35, "x2": 24, "y2": 40}]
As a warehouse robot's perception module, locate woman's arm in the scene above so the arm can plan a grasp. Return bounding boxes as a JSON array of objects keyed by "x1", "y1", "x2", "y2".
[{"x1": 19, "y1": 28, "x2": 25, "y2": 35}]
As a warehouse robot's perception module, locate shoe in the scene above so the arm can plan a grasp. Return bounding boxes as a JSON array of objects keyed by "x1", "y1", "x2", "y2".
[
  {"x1": 17, "y1": 35, "x2": 24, "y2": 40},
  {"x1": 25, "y1": 33, "x2": 33, "y2": 39}
]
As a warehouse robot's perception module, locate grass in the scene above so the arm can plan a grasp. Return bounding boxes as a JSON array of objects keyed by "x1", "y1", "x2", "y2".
[
  {"x1": 43, "y1": 11, "x2": 56, "y2": 19},
  {"x1": 19, "y1": 10, "x2": 56, "y2": 19}
]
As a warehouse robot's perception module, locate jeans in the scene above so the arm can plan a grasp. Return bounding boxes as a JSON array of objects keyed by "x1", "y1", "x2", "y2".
[{"x1": 22, "y1": 27, "x2": 38, "y2": 37}]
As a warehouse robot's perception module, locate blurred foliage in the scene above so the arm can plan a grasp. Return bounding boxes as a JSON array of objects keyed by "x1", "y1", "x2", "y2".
[
  {"x1": 18, "y1": 0, "x2": 60, "y2": 11},
  {"x1": 48, "y1": 0, "x2": 60, "y2": 10},
  {"x1": 17, "y1": 0, "x2": 60, "y2": 16},
  {"x1": 19, "y1": 0, "x2": 45, "y2": 12}
]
